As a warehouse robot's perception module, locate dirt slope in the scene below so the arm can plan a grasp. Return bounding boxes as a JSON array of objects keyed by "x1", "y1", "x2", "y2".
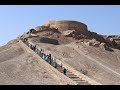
[
  {"x1": 32, "y1": 40, "x2": 120, "y2": 85},
  {"x1": 0, "y1": 42, "x2": 74, "y2": 85}
]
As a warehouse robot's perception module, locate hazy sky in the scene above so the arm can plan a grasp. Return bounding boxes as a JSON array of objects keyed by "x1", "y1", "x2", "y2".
[{"x1": 0, "y1": 5, "x2": 120, "y2": 46}]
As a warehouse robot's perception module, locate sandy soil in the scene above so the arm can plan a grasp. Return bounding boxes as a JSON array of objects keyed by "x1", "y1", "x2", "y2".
[
  {"x1": 0, "y1": 42, "x2": 73, "y2": 85},
  {"x1": 32, "y1": 40, "x2": 120, "y2": 85}
]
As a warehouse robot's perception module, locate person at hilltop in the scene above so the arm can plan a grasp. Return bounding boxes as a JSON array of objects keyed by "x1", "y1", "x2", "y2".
[
  {"x1": 23, "y1": 38, "x2": 28, "y2": 43},
  {"x1": 22, "y1": 38, "x2": 27, "y2": 42},
  {"x1": 29, "y1": 28, "x2": 35, "y2": 33}
]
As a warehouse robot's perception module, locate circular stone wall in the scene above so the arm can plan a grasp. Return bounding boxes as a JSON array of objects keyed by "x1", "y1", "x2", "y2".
[{"x1": 43, "y1": 20, "x2": 88, "y2": 31}]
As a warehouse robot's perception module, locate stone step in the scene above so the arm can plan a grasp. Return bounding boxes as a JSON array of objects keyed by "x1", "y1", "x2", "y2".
[
  {"x1": 56, "y1": 67, "x2": 62, "y2": 69},
  {"x1": 66, "y1": 72, "x2": 74, "y2": 74},
  {"x1": 57, "y1": 69, "x2": 71, "y2": 73},
  {"x1": 75, "y1": 80, "x2": 86, "y2": 82},
  {"x1": 77, "y1": 82, "x2": 90, "y2": 85},
  {"x1": 66, "y1": 71, "x2": 72, "y2": 73},
  {"x1": 56, "y1": 66, "x2": 63, "y2": 68},
  {"x1": 57, "y1": 65, "x2": 62, "y2": 68},
  {"x1": 57, "y1": 68, "x2": 64, "y2": 71},
  {"x1": 57, "y1": 64, "x2": 62, "y2": 67},
  {"x1": 72, "y1": 79, "x2": 84, "y2": 81},
  {"x1": 66, "y1": 75, "x2": 77, "y2": 77},
  {"x1": 66, "y1": 73, "x2": 76, "y2": 75},
  {"x1": 57, "y1": 71, "x2": 63, "y2": 73},
  {"x1": 68, "y1": 76, "x2": 80, "y2": 78}
]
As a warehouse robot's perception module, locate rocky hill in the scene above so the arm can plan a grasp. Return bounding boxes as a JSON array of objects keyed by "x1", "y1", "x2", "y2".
[{"x1": 0, "y1": 20, "x2": 120, "y2": 85}]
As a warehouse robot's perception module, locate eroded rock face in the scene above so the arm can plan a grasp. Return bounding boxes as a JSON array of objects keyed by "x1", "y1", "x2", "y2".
[
  {"x1": 43, "y1": 20, "x2": 88, "y2": 32},
  {"x1": 103, "y1": 35, "x2": 120, "y2": 50},
  {"x1": 26, "y1": 20, "x2": 119, "y2": 50},
  {"x1": 40, "y1": 37, "x2": 59, "y2": 45},
  {"x1": 99, "y1": 42, "x2": 107, "y2": 50},
  {"x1": 35, "y1": 26, "x2": 50, "y2": 31},
  {"x1": 88, "y1": 39, "x2": 100, "y2": 47}
]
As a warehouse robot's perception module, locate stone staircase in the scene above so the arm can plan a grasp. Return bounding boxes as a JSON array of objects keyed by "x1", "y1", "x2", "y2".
[
  {"x1": 21, "y1": 39, "x2": 90, "y2": 85},
  {"x1": 55, "y1": 64, "x2": 90, "y2": 85}
]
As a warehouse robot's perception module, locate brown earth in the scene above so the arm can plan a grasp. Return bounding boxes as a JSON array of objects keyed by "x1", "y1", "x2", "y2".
[{"x1": 0, "y1": 20, "x2": 120, "y2": 85}]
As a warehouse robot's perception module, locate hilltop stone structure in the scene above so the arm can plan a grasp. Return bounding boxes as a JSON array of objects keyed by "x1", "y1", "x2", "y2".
[{"x1": 43, "y1": 20, "x2": 88, "y2": 32}]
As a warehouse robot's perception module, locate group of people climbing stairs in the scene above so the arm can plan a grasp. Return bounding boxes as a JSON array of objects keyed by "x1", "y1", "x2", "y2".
[{"x1": 21, "y1": 38, "x2": 90, "y2": 85}]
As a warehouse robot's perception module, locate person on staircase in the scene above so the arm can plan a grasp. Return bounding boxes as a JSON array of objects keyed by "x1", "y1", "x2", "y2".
[
  {"x1": 38, "y1": 49, "x2": 40, "y2": 56},
  {"x1": 28, "y1": 43, "x2": 31, "y2": 48},
  {"x1": 29, "y1": 43, "x2": 32, "y2": 50},
  {"x1": 31, "y1": 44, "x2": 34, "y2": 50},
  {"x1": 32, "y1": 44, "x2": 36, "y2": 51},
  {"x1": 45, "y1": 54, "x2": 48, "y2": 61},
  {"x1": 36, "y1": 48, "x2": 39, "y2": 54},
  {"x1": 32, "y1": 44, "x2": 34, "y2": 50},
  {"x1": 50, "y1": 56, "x2": 54, "y2": 65},
  {"x1": 54, "y1": 62, "x2": 57, "y2": 68},
  {"x1": 48, "y1": 54, "x2": 52, "y2": 64},
  {"x1": 53, "y1": 57, "x2": 57, "y2": 68},
  {"x1": 39, "y1": 49, "x2": 42, "y2": 55},
  {"x1": 41, "y1": 52, "x2": 43, "y2": 58},
  {"x1": 60, "y1": 63, "x2": 63, "y2": 68},
  {"x1": 52, "y1": 57, "x2": 55, "y2": 66},
  {"x1": 41, "y1": 49, "x2": 44, "y2": 57},
  {"x1": 42, "y1": 53, "x2": 45, "y2": 60},
  {"x1": 34, "y1": 45, "x2": 36, "y2": 51},
  {"x1": 63, "y1": 68, "x2": 67, "y2": 75}
]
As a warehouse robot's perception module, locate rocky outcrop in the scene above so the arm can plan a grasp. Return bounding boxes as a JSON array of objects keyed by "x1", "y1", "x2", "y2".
[
  {"x1": 82, "y1": 39, "x2": 113, "y2": 51},
  {"x1": 99, "y1": 42, "x2": 113, "y2": 51},
  {"x1": 35, "y1": 26, "x2": 50, "y2": 31},
  {"x1": 88, "y1": 39, "x2": 100, "y2": 47},
  {"x1": 103, "y1": 35, "x2": 120, "y2": 50},
  {"x1": 66, "y1": 30, "x2": 106, "y2": 43},
  {"x1": 40, "y1": 37, "x2": 59, "y2": 45},
  {"x1": 34, "y1": 25, "x2": 61, "y2": 34}
]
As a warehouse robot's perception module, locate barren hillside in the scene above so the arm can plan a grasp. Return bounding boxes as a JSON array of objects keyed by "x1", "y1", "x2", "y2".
[
  {"x1": 1, "y1": 20, "x2": 120, "y2": 85},
  {"x1": 0, "y1": 41, "x2": 75, "y2": 85}
]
